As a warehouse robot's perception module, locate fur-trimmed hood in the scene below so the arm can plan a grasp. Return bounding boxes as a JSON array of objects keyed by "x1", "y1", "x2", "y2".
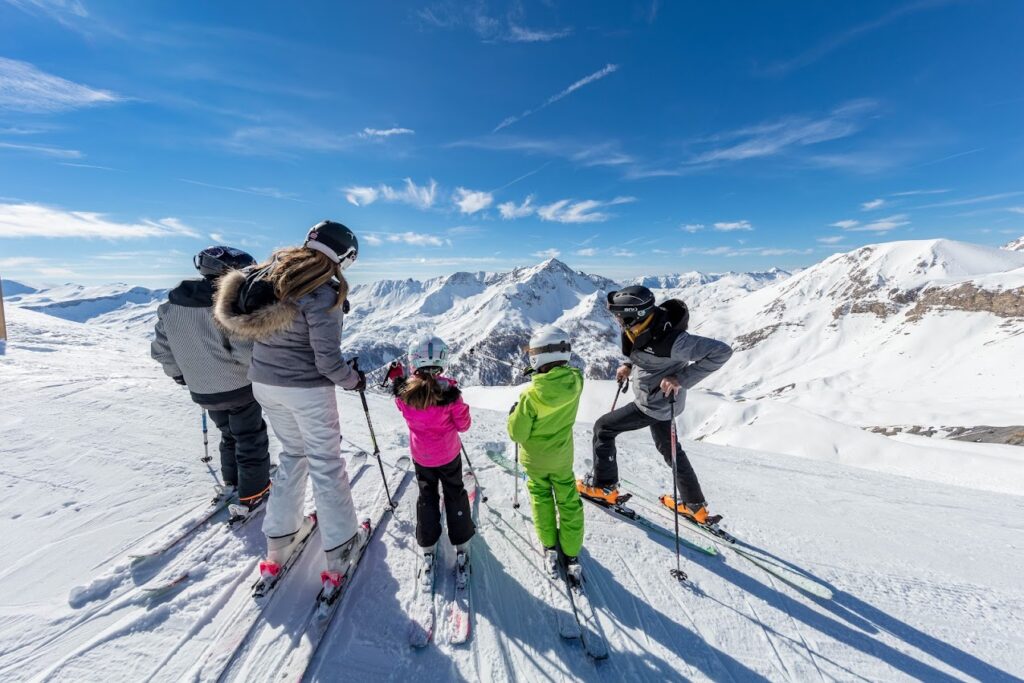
[{"x1": 213, "y1": 269, "x2": 297, "y2": 341}]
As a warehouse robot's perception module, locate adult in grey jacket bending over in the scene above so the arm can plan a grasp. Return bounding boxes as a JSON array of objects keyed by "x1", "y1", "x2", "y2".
[
  {"x1": 152, "y1": 246, "x2": 271, "y2": 513},
  {"x1": 214, "y1": 220, "x2": 368, "y2": 586},
  {"x1": 578, "y1": 285, "x2": 733, "y2": 526}
]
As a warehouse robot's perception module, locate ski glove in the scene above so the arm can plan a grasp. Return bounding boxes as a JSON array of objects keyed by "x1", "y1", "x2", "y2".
[
  {"x1": 173, "y1": 375, "x2": 187, "y2": 386},
  {"x1": 347, "y1": 370, "x2": 367, "y2": 392}
]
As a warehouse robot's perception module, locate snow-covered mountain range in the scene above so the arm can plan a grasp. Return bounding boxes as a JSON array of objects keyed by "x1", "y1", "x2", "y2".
[{"x1": 5, "y1": 236, "x2": 1023, "y2": 482}]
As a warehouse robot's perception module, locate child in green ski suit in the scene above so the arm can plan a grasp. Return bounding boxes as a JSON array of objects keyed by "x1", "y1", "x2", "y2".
[{"x1": 507, "y1": 326, "x2": 586, "y2": 577}]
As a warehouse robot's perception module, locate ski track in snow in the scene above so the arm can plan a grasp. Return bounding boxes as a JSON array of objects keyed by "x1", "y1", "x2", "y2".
[{"x1": 1, "y1": 306, "x2": 1023, "y2": 681}]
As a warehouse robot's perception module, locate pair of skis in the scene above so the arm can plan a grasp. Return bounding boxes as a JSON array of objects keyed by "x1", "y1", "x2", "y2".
[
  {"x1": 204, "y1": 463, "x2": 408, "y2": 681},
  {"x1": 481, "y1": 449, "x2": 609, "y2": 659},
  {"x1": 408, "y1": 468, "x2": 476, "y2": 648},
  {"x1": 618, "y1": 478, "x2": 834, "y2": 600}
]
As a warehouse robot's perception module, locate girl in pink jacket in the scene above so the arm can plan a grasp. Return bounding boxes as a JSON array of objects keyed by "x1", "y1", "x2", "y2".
[{"x1": 393, "y1": 335, "x2": 475, "y2": 577}]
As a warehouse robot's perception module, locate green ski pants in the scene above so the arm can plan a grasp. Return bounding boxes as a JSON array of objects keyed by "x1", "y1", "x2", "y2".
[{"x1": 525, "y1": 469, "x2": 585, "y2": 558}]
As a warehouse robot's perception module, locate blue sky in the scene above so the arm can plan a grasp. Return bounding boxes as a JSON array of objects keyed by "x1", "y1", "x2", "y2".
[{"x1": 0, "y1": 0, "x2": 1022, "y2": 287}]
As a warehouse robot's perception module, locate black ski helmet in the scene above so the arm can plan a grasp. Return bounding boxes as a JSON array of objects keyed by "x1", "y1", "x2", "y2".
[
  {"x1": 305, "y1": 220, "x2": 358, "y2": 271},
  {"x1": 193, "y1": 246, "x2": 256, "y2": 279},
  {"x1": 607, "y1": 286, "x2": 657, "y2": 325}
]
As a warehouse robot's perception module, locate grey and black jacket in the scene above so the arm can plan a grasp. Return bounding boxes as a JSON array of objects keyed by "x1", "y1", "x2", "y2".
[
  {"x1": 151, "y1": 278, "x2": 255, "y2": 410},
  {"x1": 213, "y1": 269, "x2": 359, "y2": 390},
  {"x1": 623, "y1": 300, "x2": 733, "y2": 421}
]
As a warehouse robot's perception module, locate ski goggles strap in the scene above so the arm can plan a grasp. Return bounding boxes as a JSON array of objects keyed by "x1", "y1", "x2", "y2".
[{"x1": 528, "y1": 341, "x2": 571, "y2": 356}]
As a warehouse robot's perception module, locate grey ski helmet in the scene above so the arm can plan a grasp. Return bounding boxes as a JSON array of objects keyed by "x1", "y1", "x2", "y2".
[
  {"x1": 193, "y1": 246, "x2": 256, "y2": 279},
  {"x1": 305, "y1": 220, "x2": 358, "y2": 271},
  {"x1": 607, "y1": 286, "x2": 656, "y2": 325}
]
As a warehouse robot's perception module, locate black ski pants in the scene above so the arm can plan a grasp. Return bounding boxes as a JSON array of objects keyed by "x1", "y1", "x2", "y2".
[
  {"x1": 592, "y1": 402, "x2": 706, "y2": 504},
  {"x1": 207, "y1": 399, "x2": 271, "y2": 500},
  {"x1": 414, "y1": 455, "x2": 475, "y2": 549}
]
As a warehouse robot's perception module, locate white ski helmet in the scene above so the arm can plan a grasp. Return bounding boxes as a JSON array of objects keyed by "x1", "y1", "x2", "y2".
[
  {"x1": 407, "y1": 334, "x2": 450, "y2": 373},
  {"x1": 528, "y1": 325, "x2": 572, "y2": 371}
]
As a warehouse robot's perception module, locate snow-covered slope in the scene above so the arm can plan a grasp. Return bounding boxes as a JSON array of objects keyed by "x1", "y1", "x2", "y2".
[
  {"x1": 1, "y1": 279, "x2": 38, "y2": 297},
  {"x1": 697, "y1": 239, "x2": 1024, "y2": 429},
  {"x1": 9, "y1": 283, "x2": 166, "y2": 337},
  {"x1": 1, "y1": 305, "x2": 1022, "y2": 682}
]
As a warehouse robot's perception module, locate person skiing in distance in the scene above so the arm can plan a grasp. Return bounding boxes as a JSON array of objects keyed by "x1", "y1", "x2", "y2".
[
  {"x1": 392, "y1": 335, "x2": 475, "y2": 581},
  {"x1": 578, "y1": 286, "x2": 733, "y2": 525},
  {"x1": 151, "y1": 246, "x2": 271, "y2": 517},
  {"x1": 381, "y1": 360, "x2": 405, "y2": 388},
  {"x1": 508, "y1": 326, "x2": 586, "y2": 581},
  {"x1": 214, "y1": 220, "x2": 367, "y2": 590}
]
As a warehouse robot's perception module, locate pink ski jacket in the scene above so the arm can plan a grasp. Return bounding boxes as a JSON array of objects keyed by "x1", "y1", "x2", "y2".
[{"x1": 393, "y1": 376, "x2": 472, "y2": 468}]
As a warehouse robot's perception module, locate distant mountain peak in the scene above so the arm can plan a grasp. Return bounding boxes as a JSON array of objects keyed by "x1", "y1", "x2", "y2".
[{"x1": 1003, "y1": 235, "x2": 1024, "y2": 252}]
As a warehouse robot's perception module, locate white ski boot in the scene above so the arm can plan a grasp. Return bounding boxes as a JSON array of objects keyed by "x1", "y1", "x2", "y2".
[
  {"x1": 259, "y1": 515, "x2": 315, "y2": 582},
  {"x1": 321, "y1": 518, "x2": 370, "y2": 595}
]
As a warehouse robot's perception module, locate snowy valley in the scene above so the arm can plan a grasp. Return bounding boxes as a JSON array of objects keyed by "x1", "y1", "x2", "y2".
[{"x1": 1, "y1": 235, "x2": 1023, "y2": 681}]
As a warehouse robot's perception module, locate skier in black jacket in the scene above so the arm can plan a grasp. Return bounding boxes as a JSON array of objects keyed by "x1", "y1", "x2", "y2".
[{"x1": 151, "y1": 246, "x2": 271, "y2": 518}]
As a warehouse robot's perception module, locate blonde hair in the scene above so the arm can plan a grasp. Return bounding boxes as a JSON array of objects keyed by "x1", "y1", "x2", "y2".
[
  {"x1": 262, "y1": 246, "x2": 347, "y2": 310},
  {"x1": 400, "y1": 370, "x2": 444, "y2": 410}
]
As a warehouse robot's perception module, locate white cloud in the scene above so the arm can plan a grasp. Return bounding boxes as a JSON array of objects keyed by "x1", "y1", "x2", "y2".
[
  {"x1": 861, "y1": 198, "x2": 886, "y2": 211},
  {"x1": 817, "y1": 236, "x2": 845, "y2": 244},
  {"x1": 713, "y1": 220, "x2": 753, "y2": 232},
  {"x1": 0, "y1": 202, "x2": 200, "y2": 239},
  {"x1": 506, "y1": 24, "x2": 573, "y2": 42},
  {"x1": 686, "y1": 99, "x2": 876, "y2": 166},
  {"x1": 380, "y1": 178, "x2": 438, "y2": 209},
  {"x1": 495, "y1": 63, "x2": 619, "y2": 132},
  {"x1": 536, "y1": 196, "x2": 635, "y2": 224},
  {"x1": 209, "y1": 232, "x2": 226, "y2": 242},
  {"x1": 533, "y1": 248, "x2": 561, "y2": 259},
  {"x1": 574, "y1": 248, "x2": 598, "y2": 257},
  {"x1": 612, "y1": 249, "x2": 636, "y2": 258},
  {"x1": 681, "y1": 245, "x2": 813, "y2": 258},
  {"x1": 360, "y1": 232, "x2": 445, "y2": 247},
  {"x1": 680, "y1": 223, "x2": 704, "y2": 233},
  {"x1": 344, "y1": 178, "x2": 438, "y2": 210},
  {"x1": 180, "y1": 179, "x2": 305, "y2": 203},
  {"x1": 344, "y1": 186, "x2": 380, "y2": 206},
  {"x1": 453, "y1": 187, "x2": 494, "y2": 214},
  {"x1": 838, "y1": 213, "x2": 910, "y2": 232},
  {"x1": 417, "y1": 4, "x2": 571, "y2": 44},
  {"x1": 831, "y1": 219, "x2": 860, "y2": 229},
  {"x1": 498, "y1": 195, "x2": 536, "y2": 219},
  {"x1": 890, "y1": 189, "x2": 949, "y2": 197},
  {"x1": 1009, "y1": 207, "x2": 1024, "y2": 215},
  {"x1": 918, "y1": 192, "x2": 1024, "y2": 209},
  {"x1": 0, "y1": 141, "x2": 83, "y2": 158},
  {"x1": 360, "y1": 127, "x2": 415, "y2": 138},
  {"x1": 0, "y1": 56, "x2": 120, "y2": 112},
  {"x1": 0, "y1": 256, "x2": 45, "y2": 268}
]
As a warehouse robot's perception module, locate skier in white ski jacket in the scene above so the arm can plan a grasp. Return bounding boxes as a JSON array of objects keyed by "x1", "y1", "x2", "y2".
[{"x1": 214, "y1": 220, "x2": 367, "y2": 587}]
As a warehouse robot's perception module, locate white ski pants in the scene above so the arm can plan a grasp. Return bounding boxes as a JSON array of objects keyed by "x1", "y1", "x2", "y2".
[{"x1": 253, "y1": 382, "x2": 358, "y2": 550}]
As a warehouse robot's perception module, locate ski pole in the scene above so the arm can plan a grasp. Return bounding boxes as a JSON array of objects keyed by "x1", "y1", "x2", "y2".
[
  {"x1": 461, "y1": 443, "x2": 488, "y2": 503},
  {"x1": 353, "y1": 358, "x2": 395, "y2": 510},
  {"x1": 468, "y1": 346, "x2": 517, "y2": 369},
  {"x1": 667, "y1": 393, "x2": 688, "y2": 583},
  {"x1": 508, "y1": 402, "x2": 521, "y2": 510},
  {"x1": 610, "y1": 377, "x2": 630, "y2": 411},
  {"x1": 201, "y1": 410, "x2": 211, "y2": 463}
]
